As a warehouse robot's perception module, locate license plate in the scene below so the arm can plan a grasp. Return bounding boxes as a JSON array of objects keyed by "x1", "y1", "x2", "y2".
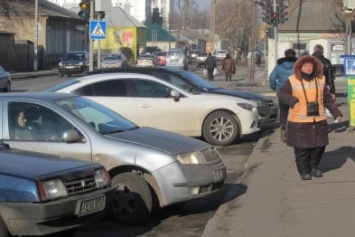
[
  {"x1": 170, "y1": 60, "x2": 179, "y2": 64},
  {"x1": 75, "y1": 195, "x2": 106, "y2": 216},
  {"x1": 65, "y1": 66, "x2": 75, "y2": 69},
  {"x1": 213, "y1": 167, "x2": 226, "y2": 182}
]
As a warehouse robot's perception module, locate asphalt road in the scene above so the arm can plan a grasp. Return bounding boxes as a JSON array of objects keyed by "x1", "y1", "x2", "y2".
[{"x1": 11, "y1": 71, "x2": 268, "y2": 237}]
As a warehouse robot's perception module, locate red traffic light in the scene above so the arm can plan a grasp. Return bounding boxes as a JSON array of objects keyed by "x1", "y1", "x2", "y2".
[{"x1": 271, "y1": 12, "x2": 278, "y2": 19}]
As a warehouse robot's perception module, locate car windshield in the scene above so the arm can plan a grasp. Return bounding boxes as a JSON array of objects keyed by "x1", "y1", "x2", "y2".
[
  {"x1": 63, "y1": 53, "x2": 85, "y2": 61},
  {"x1": 54, "y1": 96, "x2": 138, "y2": 134},
  {"x1": 106, "y1": 54, "x2": 122, "y2": 60},
  {"x1": 178, "y1": 71, "x2": 217, "y2": 90}
]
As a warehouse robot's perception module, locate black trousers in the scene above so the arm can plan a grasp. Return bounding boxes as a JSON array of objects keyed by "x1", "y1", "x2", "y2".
[{"x1": 294, "y1": 146, "x2": 326, "y2": 175}]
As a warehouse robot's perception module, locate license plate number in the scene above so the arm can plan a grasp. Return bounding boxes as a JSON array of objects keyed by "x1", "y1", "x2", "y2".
[
  {"x1": 75, "y1": 195, "x2": 106, "y2": 216},
  {"x1": 65, "y1": 66, "x2": 75, "y2": 69},
  {"x1": 170, "y1": 60, "x2": 179, "y2": 64},
  {"x1": 213, "y1": 167, "x2": 226, "y2": 182}
]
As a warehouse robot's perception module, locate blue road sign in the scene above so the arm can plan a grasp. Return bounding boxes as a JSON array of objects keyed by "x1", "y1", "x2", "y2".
[{"x1": 90, "y1": 20, "x2": 106, "y2": 40}]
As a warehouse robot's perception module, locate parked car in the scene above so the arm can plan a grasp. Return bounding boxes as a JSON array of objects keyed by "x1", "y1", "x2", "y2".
[
  {"x1": 188, "y1": 49, "x2": 202, "y2": 63},
  {"x1": 136, "y1": 54, "x2": 159, "y2": 67},
  {"x1": 101, "y1": 53, "x2": 128, "y2": 68},
  {"x1": 0, "y1": 92, "x2": 226, "y2": 224},
  {"x1": 47, "y1": 73, "x2": 260, "y2": 145},
  {"x1": 87, "y1": 67, "x2": 278, "y2": 124},
  {"x1": 214, "y1": 50, "x2": 229, "y2": 61},
  {"x1": 58, "y1": 51, "x2": 89, "y2": 77},
  {"x1": 196, "y1": 52, "x2": 208, "y2": 67},
  {"x1": 0, "y1": 142, "x2": 114, "y2": 236},
  {"x1": 156, "y1": 51, "x2": 167, "y2": 66},
  {"x1": 0, "y1": 65, "x2": 11, "y2": 92},
  {"x1": 165, "y1": 48, "x2": 189, "y2": 70}
]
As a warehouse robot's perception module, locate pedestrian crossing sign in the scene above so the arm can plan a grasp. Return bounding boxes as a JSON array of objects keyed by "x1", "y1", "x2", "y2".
[{"x1": 89, "y1": 20, "x2": 106, "y2": 40}]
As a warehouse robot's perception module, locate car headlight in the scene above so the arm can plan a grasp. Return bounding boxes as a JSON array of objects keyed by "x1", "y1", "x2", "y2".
[
  {"x1": 94, "y1": 168, "x2": 111, "y2": 188},
  {"x1": 176, "y1": 152, "x2": 203, "y2": 164},
  {"x1": 58, "y1": 62, "x2": 63, "y2": 66},
  {"x1": 237, "y1": 103, "x2": 256, "y2": 111},
  {"x1": 78, "y1": 62, "x2": 83, "y2": 66},
  {"x1": 37, "y1": 179, "x2": 68, "y2": 201}
]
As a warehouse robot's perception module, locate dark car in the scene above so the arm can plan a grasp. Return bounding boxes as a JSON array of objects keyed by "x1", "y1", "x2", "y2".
[
  {"x1": 87, "y1": 67, "x2": 278, "y2": 124},
  {"x1": 58, "y1": 51, "x2": 89, "y2": 77},
  {"x1": 0, "y1": 65, "x2": 11, "y2": 92},
  {"x1": 0, "y1": 142, "x2": 115, "y2": 237}
]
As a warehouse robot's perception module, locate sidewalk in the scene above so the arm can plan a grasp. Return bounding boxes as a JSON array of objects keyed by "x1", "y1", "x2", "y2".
[{"x1": 203, "y1": 102, "x2": 355, "y2": 236}]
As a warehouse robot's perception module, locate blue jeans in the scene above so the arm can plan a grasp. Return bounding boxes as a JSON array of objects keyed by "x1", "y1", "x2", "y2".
[{"x1": 279, "y1": 99, "x2": 289, "y2": 126}]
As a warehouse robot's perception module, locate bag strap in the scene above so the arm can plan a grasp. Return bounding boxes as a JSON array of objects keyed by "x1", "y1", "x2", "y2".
[{"x1": 301, "y1": 78, "x2": 318, "y2": 103}]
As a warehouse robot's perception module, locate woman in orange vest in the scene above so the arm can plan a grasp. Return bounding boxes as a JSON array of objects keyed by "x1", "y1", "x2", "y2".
[{"x1": 277, "y1": 55, "x2": 342, "y2": 181}]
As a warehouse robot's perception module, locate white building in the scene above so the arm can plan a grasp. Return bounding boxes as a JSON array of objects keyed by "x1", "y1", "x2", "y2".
[{"x1": 48, "y1": 0, "x2": 173, "y2": 27}]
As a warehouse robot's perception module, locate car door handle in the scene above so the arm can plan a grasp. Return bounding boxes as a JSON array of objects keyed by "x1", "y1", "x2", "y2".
[{"x1": 141, "y1": 103, "x2": 152, "y2": 108}]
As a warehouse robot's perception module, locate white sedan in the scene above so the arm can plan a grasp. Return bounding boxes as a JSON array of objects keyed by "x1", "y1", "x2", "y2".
[{"x1": 47, "y1": 73, "x2": 260, "y2": 146}]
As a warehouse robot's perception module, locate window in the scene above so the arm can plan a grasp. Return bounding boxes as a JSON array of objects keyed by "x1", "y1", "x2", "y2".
[
  {"x1": 74, "y1": 80, "x2": 127, "y2": 97},
  {"x1": 131, "y1": 79, "x2": 172, "y2": 98}
]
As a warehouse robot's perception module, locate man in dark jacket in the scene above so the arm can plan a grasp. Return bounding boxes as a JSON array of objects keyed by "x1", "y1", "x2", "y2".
[
  {"x1": 312, "y1": 44, "x2": 336, "y2": 101},
  {"x1": 269, "y1": 49, "x2": 297, "y2": 142},
  {"x1": 205, "y1": 53, "x2": 217, "y2": 81}
]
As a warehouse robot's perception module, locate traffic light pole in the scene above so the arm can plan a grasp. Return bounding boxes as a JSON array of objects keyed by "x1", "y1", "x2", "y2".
[
  {"x1": 89, "y1": 0, "x2": 94, "y2": 71},
  {"x1": 273, "y1": 0, "x2": 278, "y2": 62}
]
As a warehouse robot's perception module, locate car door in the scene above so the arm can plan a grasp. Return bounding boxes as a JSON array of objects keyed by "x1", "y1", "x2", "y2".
[
  {"x1": 2, "y1": 101, "x2": 93, "y2": 162},
  {"x1": 73, "y1": 79, "x2": 138, "y2": 123},
  {"x1": 127, "y1": 79, "x2": 199, "y2": 136}
]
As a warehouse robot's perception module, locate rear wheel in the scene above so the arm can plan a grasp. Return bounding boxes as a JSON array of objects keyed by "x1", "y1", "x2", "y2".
[
  {"x1": 203, "y1": 111, "x2": 239, "y2": 146},
  {"x1": 109, "y1": 172, "x2": 153, "y2": 224},
  {"x1": 0, "y1": 217, "x2": 9, "y2": 237},
  {"x1": 3, "y1": 81, "x2": 11, "y2": 92}
]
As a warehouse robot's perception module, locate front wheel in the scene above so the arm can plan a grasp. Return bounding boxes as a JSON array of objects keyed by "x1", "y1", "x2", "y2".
[
  {"x1": 3, "y1": 81, "x2": 11, "y2": 92},
  {"x1": 203, "y1": 111, "x2": 239, "y2": 146},
  {"x1": 109, "y1": 172, "x2": 153, "y2": 224}
]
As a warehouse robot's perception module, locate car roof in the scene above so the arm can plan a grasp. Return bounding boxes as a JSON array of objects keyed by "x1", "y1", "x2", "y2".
[
  {"x1": 0, "y1": 92, "x2": 78, "y2": 100},
  {"x1": 87, "y1": 66, "x2": 184, "y2": 75}
]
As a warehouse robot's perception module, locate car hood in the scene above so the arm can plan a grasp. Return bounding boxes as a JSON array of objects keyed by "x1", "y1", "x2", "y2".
[
  {"x1": 206, "y1": 88, "x2": 272, "y2": 102},
  {"x1": 0, "y1": 148, "x2": 97, "y2": 179},
  {"x1": 61, "y1": 60, "x2": 85, "y2": 64},
  {"x1": 106, "y1": 127, "x2": 211, "y2": 155}
]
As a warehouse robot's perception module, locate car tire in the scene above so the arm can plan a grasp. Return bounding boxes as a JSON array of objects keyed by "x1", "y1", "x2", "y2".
[
  {"x1": 3, "y1": 81, "x2": 11, "y2": 92},
  {"x1": 110, "y1": 172, "x2": 153, "y2": 224},
  {"x1": 59, "y1": 73, "x2": 64, "y2": 77},
  {"x1": 0, "y1": 217, "x2": 9, "y2": 237},
  {"x1": 203, "y1": 111, "x2": 239, "y2": 146}
]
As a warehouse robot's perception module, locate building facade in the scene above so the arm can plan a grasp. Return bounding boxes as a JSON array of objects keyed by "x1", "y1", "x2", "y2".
[{"x1": 48, "y1": 0, "x2": 173, "y2": 27}]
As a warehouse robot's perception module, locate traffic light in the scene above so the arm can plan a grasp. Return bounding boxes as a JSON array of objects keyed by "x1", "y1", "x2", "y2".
[
  {"x1": 260, "y1": 0, "x2": 273, "y2": 24},
  {"x1": 78, "y1": 0, "x2": 90, "y2": 21},
  {"x1": 278, "y1": 0, "x2": 289, "y2": 24},
  {"x1": 270, "y1": 12, "x2": 278, "y2": 27},
  {"x1": 265, "y1": 26, "x2": 275, "y2": 39}
]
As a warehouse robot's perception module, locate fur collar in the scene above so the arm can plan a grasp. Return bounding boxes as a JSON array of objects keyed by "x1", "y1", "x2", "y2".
[{"x1": 293, "y1": 55, "x2": 323, "y2": 80}]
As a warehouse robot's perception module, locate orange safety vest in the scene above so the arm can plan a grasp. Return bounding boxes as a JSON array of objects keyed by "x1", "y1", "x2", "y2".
[{"x1": 288, "y1": 75, "x2": 327, "y2": 123}]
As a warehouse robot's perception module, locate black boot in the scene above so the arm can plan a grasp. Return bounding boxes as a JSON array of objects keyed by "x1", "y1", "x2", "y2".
[
  {"x1": 300, "y1": 173, "x2": 312, "y2": 180},
  {"x1": 311, "y1": 168, "x2": 323, "y2": 177}
]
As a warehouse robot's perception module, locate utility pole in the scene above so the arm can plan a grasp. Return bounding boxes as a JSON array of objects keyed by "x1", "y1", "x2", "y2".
[
  {"x1": 34, "y1": 0, "x2": 38, "y2": 71},
  {"x1": 248, "y1": 1, "x2": 257, "y2": 84},
  {"x1": 207, "y1": 0, "x2": 216, "y2": 53},
  {"x1": 89, "y1": 0, "x2": 94, "y2": 71}
]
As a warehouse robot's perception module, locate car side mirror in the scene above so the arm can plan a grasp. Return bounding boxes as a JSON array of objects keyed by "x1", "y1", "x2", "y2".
[
  {"x1": 170, "y1": 90, "x2": 180, "y2": 102},
  {"x1": 63, "y1": 129, "x2": 82, "y2": 143}
]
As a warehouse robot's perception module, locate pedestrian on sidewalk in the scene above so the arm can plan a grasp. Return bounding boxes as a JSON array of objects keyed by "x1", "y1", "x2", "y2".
[
  {"x1": 255, "y1": 49, "x2": 263, "y2": 67},
  {"x1": 277, "y1": 55, "x2": 343, "y2": 181},
  {"x1": 205, "y1": 52, "x2": 217, "y2": 81},
  {"x1": 269, "y1": 49, "x2": 297, "y2": 142},
  {"x1": 312, "y1": 44, "x2": 336, "y2": 101},
  {"x1": 222, "y1": 53, "x2": 235, "y2": 81}
]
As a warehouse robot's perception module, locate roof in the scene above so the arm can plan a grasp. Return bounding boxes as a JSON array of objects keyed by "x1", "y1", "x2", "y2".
[
  {"x1": 145, "y1": 24, "x2": 176, "y2": 42},
  {"x1": 0, "y1": 0, "x2": 81, "y2": 19},
  {"x1": 279, "y1": 0, "x2": 346, "y2": 33},
  {"x1": 104, "y1": 7, "x2": 146, "y2": 28}
]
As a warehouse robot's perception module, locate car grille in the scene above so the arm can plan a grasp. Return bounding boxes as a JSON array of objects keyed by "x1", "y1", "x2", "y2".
[
  {"x1": 65, "y1": 175, "x2": 97, "y2": 196},
  {"x1": 199, "y1": 147, "x2": 220, "y2": 162}
]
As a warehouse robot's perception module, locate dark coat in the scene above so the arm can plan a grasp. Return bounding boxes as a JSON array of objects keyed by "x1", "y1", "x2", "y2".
[
  {"x1": 277, "y1": 55, "x2": 342, "y2": 148},
  {"x1": 205, "y1": 55, "x2": 217, "y2": 69},
  {"x1": 222, "y1": 56, "x2": 235, "y2": 76},
  {"x1": 312, "y1": 52, "x2": 336, "y2": 94}
]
